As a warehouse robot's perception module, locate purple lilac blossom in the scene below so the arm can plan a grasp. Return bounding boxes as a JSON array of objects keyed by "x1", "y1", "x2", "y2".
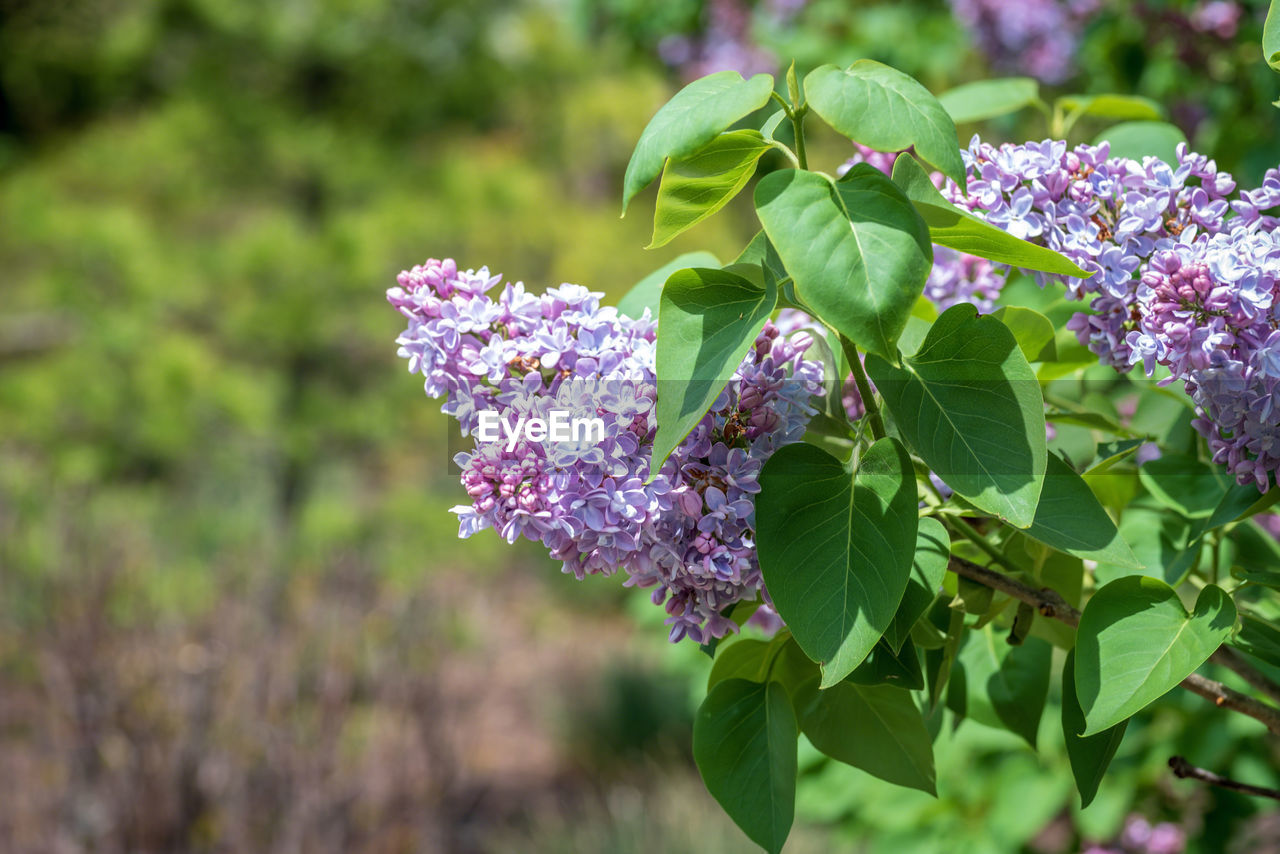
[
  {"x1": 658, "y1": 0, "x2": 809, "y2": 80},
  {"x1": 943, "y1": 134, "x2": 1280, "y2": 489},
  {"x1": 1131, "y1": 228, "x2": 1280, "y2": 488},
  {"x1": 388, "y1": 258, "x2": 823, "y2": 643},
  {"x1": 1189, "y1": 0, "x2": 1242, "y2": 38},
  {"x1": 949, "y1": 0, "x2": 1099, "y2": 83},
  {"x1": 1081, "y1": 814, "x2": 1186, "y2": 854}
]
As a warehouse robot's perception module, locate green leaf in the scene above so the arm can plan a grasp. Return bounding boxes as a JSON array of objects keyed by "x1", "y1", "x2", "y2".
[
  {"x1": 760, "y1": 108, "x2": 787, "y2": 141},
  {"x1": 617, "y1": 251, "x2": 721, "y2": 319},
  {"x1": 756, "y1": 439, "x2": 919, "y2": 687},
  {"x1": 1093, "y1": 121, "x2": 1187, "y2": 166},
  {"x1": 708, "y1": 638, "x2": 772, "y2": 691},
  {"x1": 801, "y1": 682, "x2": 937, "y2": 795},
  {"x1": 890, "y1": 154, "x2": 1087, "y2": 277},
  {"x1": 847, "y1": 637, "x2": 924, "y2": 690},
  {"x1": 884, "y1": 517, "x2": 950, "y2": 652},
  {"x1": 865, "y1": 304, "x2": 1048, "y2": 527},
  {"x1": 1267, "y1": 0, "x2": 1280, "y2": 71},
  {"x1": 1094, "y1": 505, "x2": 1198, "y2": 587},
  {"x1": 1089, "y1": 439, "x2": 1145, "y2": 474},
  {"x1": 1075, "y1": 578, "x2": 1236, "y2": 735},
  {"x1": 1231, "y1": 519, "x2": 1280, "y2": 586},
  {"x1": 957, "y1": 627, "x2": 1052, "y2": 748},
  {"x1": 1024, "y1": 453, "x2": 1140, "y2": 567},
  {"x1": 1058, "y1": 94, "x2": 1164, "y2": 122},
  {"x1": 652, "y1": 266, "x2": 777, "y2": 478},
  {"x1": 992, "y1": 306, "x2": 1057, "y2": 362},
  {"x1": 804, "y1": 60, "x2": 965, "y2": 186},
  {"x1": 1139, "y1": 454, "x2": 1232, "y2": 519},
  {"x1": 693, "y1": 679, "x2": 797, "y2": 854},
  {"x1": 938, "y1": 77, "x2": 1040, "y2": 123},
  {"x1": 732, "y1": 230, "x2": 787, "y2": 282},
  {"x1": 1061, "y1": 649, "x2": 1127, "y2": 808},
  {"x1": 1197, "y1": 483, "x2": 1280, "y2": 535},
  {"x1": 1233, "y1": 613, "x2": 1280, "y2": 669},
  {"x1": 926, "y1": 604, "x2": 965, "y2": 710},
  {"x1": 708, "y1": 636, "x2": 822, "y2": 712},
  {"x1": 649, "y1": 130, "x2": 772, "y2": 248},
  {"x1": 754, "y1": 165, "x2": 931, "y2": 362},
  {"x1": 622, "y1": 71, "x2": 775, "y2": 214}
]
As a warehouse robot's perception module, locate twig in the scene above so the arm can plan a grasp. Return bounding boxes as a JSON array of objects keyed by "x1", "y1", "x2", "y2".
[
  {"x1": 1168, "y1": 756, "x2": 1280, "y2": 802},
  {"x1": 948, "y1": 555, "x2": 1080, "y2": 626},
  {"x1": 1211, "y1": 646, "x2": 1280, "y2": 709},
  {"x1": 946, "y1": 555, "x2": 1280, "y2": 736},
  {"x1": 837, "y1": 334, "x2": 885, "y2": 441}
]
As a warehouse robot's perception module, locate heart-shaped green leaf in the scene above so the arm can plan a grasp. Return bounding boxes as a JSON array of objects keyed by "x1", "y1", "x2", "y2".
[
  {"x1": 756, "y1": 439, "x2": 918, "y2": 687},
  {"x1": 693, "y1": 678, "x2": 797, "y2": 854},
  {"x1": 622, "y1": 71, "x2": 774, "y2": 214},
  {"x1": 617, "y1": 251, "x2": 721, "y2": 319},
  {"x1": 938, "y1": 77, "x2": 1040, "y2": 123},
  {"x1": 1094, "y1": 505, "x2": 1198, "y2": 587},
  {"x1": 707, "y1": 638, "x2": 773, "y2": 691},
  {"x1": 1058, "y1": 94, "x2": 1164, "y2": 122},
  {"x1": 649, "y1": 130, "x2": 772, "y2": 248},
  {"x1": 1139, "y1": 454, "x2": 1233, "y2": 519},
  {"x1": 957, "y1": 627, "x2": 1052, "y2": 748},
  {"x1": 866, "y1": 304, "x2": 1047, "y2": 527},
  {"x1": 890, "y1": 154, "x2": 1087, "y2": 277},
  {"x1": 652, "y1": 266, "x2": 776, "y2": 478},
  {"x1": 707, "y1": 635, "x2": 820, "y2": 696},
  {"x1": 1075, "y1": 577, "x2": 1236, "y2": 735},
  {"x1": 804, "y1": 60, "x2": 965, "y2": 185},
  {"x1": 883, "y1": 516, "x2": 950, "y2": 652},
  {"x1": 1024, "y1": 453, "x2": 1140, "y2": 568},
  {"x1": 800, "y1": 682, "x2": 936, "y2": 795},
  {"x1": 1061, "y1": 649, "x2": 1127, "y2": 808},
  {"x1": 754, "y1": 165, "x2": 931, "y2": 362},
  {"x1": 1094, "y1": 121, "x2": 1186, "y2": 166},
  {"x1": 847, "y1": 637, "x2": 924, "y2": 690},
  {"x1": 992, "y1": 306, "x2": 1058, "y2": 362}
]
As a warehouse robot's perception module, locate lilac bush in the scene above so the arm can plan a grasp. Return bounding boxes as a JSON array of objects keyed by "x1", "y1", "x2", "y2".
[{"x1": 387, "y1": 55, "x2": 1280, "y2": 852}]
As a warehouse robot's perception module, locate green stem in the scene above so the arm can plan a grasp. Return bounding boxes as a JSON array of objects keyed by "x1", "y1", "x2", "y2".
[
  {"x1": 790, "y1": 106, "x2": 808, "y2": 170},
  {"x1": 837, "y1": 334, "x2": 884, "y2": 440},
  {"x1": 944, "y1": 517, "x2": 1025, "y2": 577},
  {"x1": 1210, "y1": 532, "x2": 1222, "y2": 586}
]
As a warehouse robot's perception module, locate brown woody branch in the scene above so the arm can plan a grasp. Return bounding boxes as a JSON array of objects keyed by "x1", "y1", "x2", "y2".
[
  {"x1": 947, "y1": 555, "x2": 1280, "y2": 736},
  {"x1": 1211, "y1": 646, "x2": 1280, "y2": 708},
  {"x1": 1168, "y1": 756, "x2": 1280, "y2": 802}
]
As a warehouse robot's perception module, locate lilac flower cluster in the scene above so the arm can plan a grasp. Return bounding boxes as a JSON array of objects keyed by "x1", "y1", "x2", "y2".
[
  {"x1": 388, "y1": 258, "x2": 822, "y2": 643},
  {"x1": 1131, "y1": 229, "x2": 1280, "y2": 487},
  {"x1": 939, "y1": 135, "x2": 1280, "y2": 489},
  {"x1": 657, "y1": 0, "x2": 808, "y2": 80},
  {"x1": 949, "y1": 0, "x2": 1099, "y2": 83}
]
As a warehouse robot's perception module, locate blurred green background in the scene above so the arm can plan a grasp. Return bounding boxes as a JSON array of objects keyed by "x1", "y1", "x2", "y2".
[{"x1": 1, "y1": 1, "x2": 1277, "y2": 852}]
